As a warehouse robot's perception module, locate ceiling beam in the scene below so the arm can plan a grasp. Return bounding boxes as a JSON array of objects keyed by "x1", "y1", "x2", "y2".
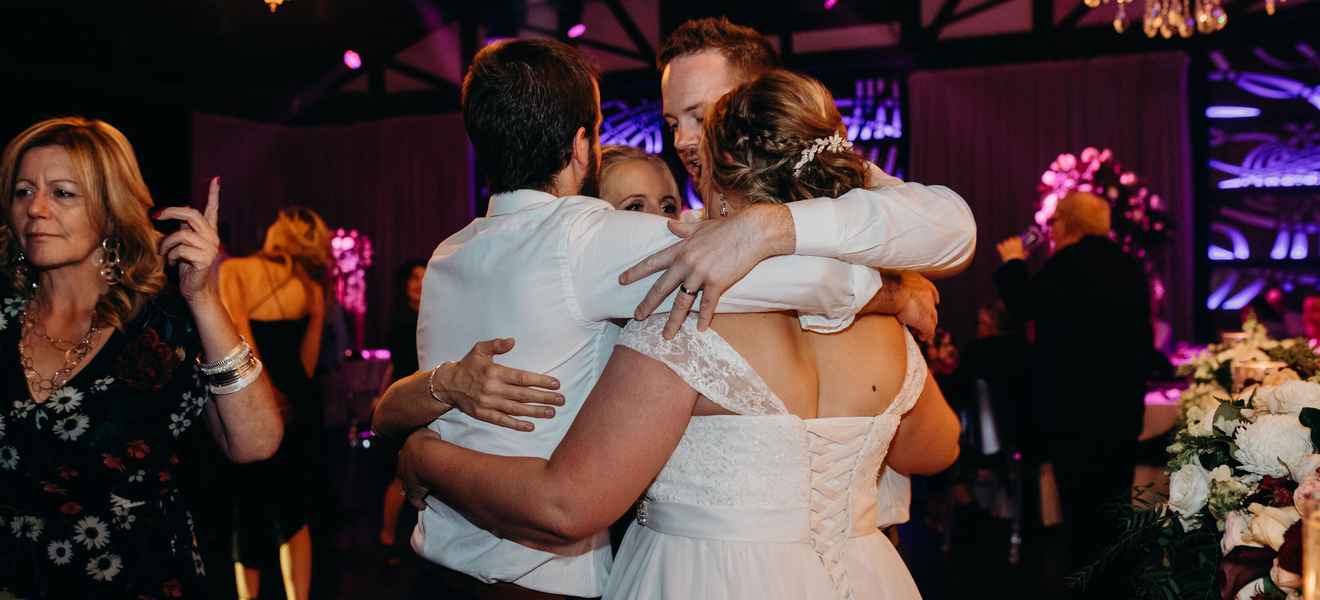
[
  {"x1": 927, "y1": 0, "x2": 1016, "y2": 42},
  {"x1": 388, "y1": 58, "x2": 462, "y2": 95},
  {"x1": 949, "y1": 0, "x2": 1015, "y2": 26},
  {"x1": 1057, "y1": 1, "x2": 1093, "y2": 29},
  {"x1": 1034, "y1": 0, "x2": 1054, "y2": 32},
  {"x1": 524, "y1": 25, "x2": 650, "y2": 62},
  {"x1": 925, "y1": 0, "x2": 964, "y2": 42},
  {"x1": 602, "y1": 0, "x2": 658, "y2": 66},
  {"x1": 900, "y1": 0, "x2": 923, "y2": 47}
]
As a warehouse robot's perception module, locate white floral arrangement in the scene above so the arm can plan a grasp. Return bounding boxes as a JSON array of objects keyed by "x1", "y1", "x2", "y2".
[{"x1": 1157, "y1": 321, "x2": 1320, "y2": 600}]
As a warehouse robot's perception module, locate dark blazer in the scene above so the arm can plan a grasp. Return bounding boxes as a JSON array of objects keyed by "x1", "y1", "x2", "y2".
[{"x1": 993, "y1": 235, "x2": 1152, "y2": 450}]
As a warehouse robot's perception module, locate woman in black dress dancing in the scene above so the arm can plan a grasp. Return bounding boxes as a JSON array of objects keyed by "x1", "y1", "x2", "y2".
[{"x1": 219, "y1": 206, "x2": 330, "y2": 600}]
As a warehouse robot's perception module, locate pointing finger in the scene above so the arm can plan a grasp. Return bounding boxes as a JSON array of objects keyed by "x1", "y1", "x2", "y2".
[{"x1": 205, "y1": 177, "x2": 220, "y2": 229}]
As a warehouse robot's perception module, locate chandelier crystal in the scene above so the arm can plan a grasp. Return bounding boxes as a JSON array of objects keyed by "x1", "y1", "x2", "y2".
[{"x1": 1086, "y1": 0, "x2": 1276, "y2": 36}]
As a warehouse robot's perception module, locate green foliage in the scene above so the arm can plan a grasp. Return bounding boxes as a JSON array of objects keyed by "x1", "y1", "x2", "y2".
[
  {"x1": 1069, "y1": 489, "x2": 1220, "y2": 600},
  {"x1": 1267, "y1": 342, "x2": 1319, "y2": 379},
  {"x1": 1170, "y1": 426, "x2": 1237, "y2": 472}
]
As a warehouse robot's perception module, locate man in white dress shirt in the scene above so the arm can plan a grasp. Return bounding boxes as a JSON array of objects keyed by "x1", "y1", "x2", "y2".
[{"x1": 373, "y1": 37, "x2": 974, "y2": 600}]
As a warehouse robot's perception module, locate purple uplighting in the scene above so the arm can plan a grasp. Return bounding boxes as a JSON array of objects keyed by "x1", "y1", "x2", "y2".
[
  {"x1": 343, "y1": 50, "x2": 362, "y2": 70},
  {"x1": 567, "y1": 23, "x2": 587, "y2": 38},
  {"x1": 1205, "y1": 105, "x2": 1261, "y2": 119}
]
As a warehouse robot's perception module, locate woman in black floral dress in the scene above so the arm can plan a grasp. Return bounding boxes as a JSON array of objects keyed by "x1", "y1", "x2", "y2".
[{"x1": 0, "y1": 117, "x2": 282, "y2": 599}]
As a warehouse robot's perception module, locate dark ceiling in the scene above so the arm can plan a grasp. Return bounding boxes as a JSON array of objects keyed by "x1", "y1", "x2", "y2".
[
  {"x1": 3, "y1": 0, "x2": 1318, "y2": 125},
  {"x1": 0, "y1": 0, "x2": 915, "y2": 123},
  {"x1": 2, "y1": 0, "x2": 439, "y2": 120}
]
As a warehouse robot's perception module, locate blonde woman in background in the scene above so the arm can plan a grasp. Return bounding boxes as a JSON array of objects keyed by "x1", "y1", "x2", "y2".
[
  {"x1": 599, "y1": 144, "x2": 683, "y2": 219},
  {"x1": 219, "y1": 206, "x2": 331, "y2": 600}
]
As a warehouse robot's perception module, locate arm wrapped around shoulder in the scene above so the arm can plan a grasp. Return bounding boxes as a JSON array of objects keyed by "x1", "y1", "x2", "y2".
[{"x1": 789, "y1": 183, "x2": 977, "y2": 276}]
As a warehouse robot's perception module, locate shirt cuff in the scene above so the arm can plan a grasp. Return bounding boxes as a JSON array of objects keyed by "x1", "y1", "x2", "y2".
[
  {"x1": 797, "y1": 265, "x2": 883, "y2": 334},
  {"x1": 787, "y1": 197, "x2": 840, "y2": 258}
]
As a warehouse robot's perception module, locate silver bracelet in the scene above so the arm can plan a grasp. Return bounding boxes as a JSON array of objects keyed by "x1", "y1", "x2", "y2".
[
  {"x1": 209, "y1": 356, "x2": 263, "y2": 395},
  {"x1": 207, "y1": 354, "x2": 256, "y2": 388},
  {"x1": 199, "y1": 338, "x2": 252, "y2": 375},
  {"x1": 427, "y1": 362, "x2": 453, "y2": 405}
]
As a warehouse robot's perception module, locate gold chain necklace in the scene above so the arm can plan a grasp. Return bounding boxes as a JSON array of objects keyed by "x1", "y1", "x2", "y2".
[
  {"x1": 19, "y1": 301, "x2": 100, "y2": 398},
  {"x1": 30, "y1": 321, "x2": 77, "y2": 351}
]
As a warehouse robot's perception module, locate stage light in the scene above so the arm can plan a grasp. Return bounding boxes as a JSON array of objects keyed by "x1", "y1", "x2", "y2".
[
  {"x1": 567, "y1": 23, "x2": 587, "y2": 38},
  {"x1": 1206, "y1": 271, "x2": 1240, "y2": 309},
  {"x1": 1271, "y1": 229, "x2": 1291, "y2": 260},
  {"x1": 1290, "y1": 230, "x2": 1309, "y2": 260},
  {"x1": 1222, "y1": 277, "x2": 1267, "y2": 310},
  {"x1": 343, "y1": 50, "x2": 362, "y2": 70},
  {"x1": 824, "y1": 0, "x2": 839, "y2": 9},
  {"x1": 1205, "y1": 105, "x2": 1261, "y2": 118}
]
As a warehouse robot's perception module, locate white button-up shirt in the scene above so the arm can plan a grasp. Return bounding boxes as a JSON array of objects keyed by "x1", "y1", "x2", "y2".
[{"x1": 414, "y1": 184, "x2": 974, "y2": 596}]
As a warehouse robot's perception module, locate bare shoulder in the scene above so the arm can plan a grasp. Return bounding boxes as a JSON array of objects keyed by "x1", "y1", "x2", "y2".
[{"x1": 806, "y1": 315, "x2": 909, "y2": 416}]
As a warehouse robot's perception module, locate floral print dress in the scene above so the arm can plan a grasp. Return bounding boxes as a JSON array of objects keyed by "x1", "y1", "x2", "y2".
[{"x1": 0, "y1": 290, "x2": 212, "y2": 599}]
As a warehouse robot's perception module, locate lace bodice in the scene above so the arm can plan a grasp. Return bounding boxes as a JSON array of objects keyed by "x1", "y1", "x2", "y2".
[{"x1": 616, "y1": 316, "x2": 927, "y2": 600}]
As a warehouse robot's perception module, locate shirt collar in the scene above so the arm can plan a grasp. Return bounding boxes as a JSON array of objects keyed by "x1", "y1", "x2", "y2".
[{"x1": 485, "y1": 189, "x2": 559, "y2": 217}]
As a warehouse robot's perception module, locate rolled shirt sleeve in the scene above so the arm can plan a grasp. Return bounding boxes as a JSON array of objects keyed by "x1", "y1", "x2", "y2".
[
  {"x1": 788, "y1": 183, "x2": 976, "y2": 273},
  {"x1": 566, "y1": 202, "x2": 882, "y2": 332}
]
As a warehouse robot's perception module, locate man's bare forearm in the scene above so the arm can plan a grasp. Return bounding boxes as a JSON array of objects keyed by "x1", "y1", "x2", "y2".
[
  {"x1": 372, "y1": 368, "x2": 452, "y2": 439},
  {"x1": 861, "y1": 272, "x2": 905, "y2": 315}
]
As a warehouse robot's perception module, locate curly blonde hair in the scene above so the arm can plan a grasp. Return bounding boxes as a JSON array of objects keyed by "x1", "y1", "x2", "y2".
[
  {"x1": 701, "y1": 70, "x2": 866, "y2": 205},
  {"x1": 261, "y1": 206, "x2": 333, "y2": 283},
  {"x1": 0, "y1": 117, "x2": 165, "y2": 331}
]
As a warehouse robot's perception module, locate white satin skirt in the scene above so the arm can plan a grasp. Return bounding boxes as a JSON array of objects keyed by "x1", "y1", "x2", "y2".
[{"x1": 602, "y1": 501, "x2": 922, "y2": 600}]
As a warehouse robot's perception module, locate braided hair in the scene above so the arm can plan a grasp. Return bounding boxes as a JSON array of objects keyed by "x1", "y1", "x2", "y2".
[{"x1": 701, "y1": 69, "x2": 866, "y2": 206}]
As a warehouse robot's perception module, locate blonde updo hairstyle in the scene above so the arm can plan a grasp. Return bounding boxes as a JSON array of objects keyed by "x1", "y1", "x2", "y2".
[
  {"x1": 261, "y1": 206, "x2": 333, "y2": 283},
  {"x1": 701, "y1": 69, "x2": 866, "y2": 206},
  {"x1": 0, "y1": 117, "x2": 165, "y2": 331}
]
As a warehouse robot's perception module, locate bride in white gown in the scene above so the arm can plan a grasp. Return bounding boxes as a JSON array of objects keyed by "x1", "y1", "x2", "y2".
[{"x1": 400, "y1": 69, "x2": 962, "y2": 600}]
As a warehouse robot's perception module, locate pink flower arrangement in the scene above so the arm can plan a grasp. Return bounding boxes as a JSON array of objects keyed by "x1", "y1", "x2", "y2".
[{"x1": 1036, "y1": 147, "x2": 1171, "y2": 263}]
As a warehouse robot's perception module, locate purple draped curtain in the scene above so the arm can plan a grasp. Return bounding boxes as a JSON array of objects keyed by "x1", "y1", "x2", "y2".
[
  {"x1": 908, "y1": 51, "x2": 1195, "y2": 346},
  {"x1": 191, "y1": 113, "x2": 473, "y2": 346}
]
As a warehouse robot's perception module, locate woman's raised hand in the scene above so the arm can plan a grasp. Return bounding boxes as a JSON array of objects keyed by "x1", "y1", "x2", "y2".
[{"x1": 157, "y1": 177, "x2": 224, "y2": 306}]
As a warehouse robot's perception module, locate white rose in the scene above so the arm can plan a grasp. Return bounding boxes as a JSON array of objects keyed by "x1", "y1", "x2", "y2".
[
  {"x1": 1169, "y1": 461, "x2": 1212, "y2": 518},
  {"x1": 1262, "y1": 381, "x2": 1320, "y2": 415},
  {"x1": 1234, "y1": 414, "x2": 1313, "y2": 478},
  {"x1": 1264, "y1": 369, "x2": 1303, "y2": 388},
  {"x1": 1221, "y1": 510, "x2": 1263, "y2": 556},
  {"x1": 1210, "y1": 465, "x2": 1235, "y2": 482},
  {"x1": 1290, "y1": 454, "x2": 1320, "y2": 484},
  {"x1": 1246, "y1": 503, "x2": 1300, "y2": 550}
]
